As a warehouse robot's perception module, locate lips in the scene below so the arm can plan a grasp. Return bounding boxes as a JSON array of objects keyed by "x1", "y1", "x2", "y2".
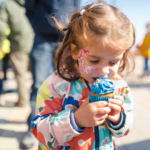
[
  {"x1": 93, "y1": 75, "x2": 108, "y2": 81},
  {"x1": 93, "y1": 77, "x2": 99, "y2": 81}
]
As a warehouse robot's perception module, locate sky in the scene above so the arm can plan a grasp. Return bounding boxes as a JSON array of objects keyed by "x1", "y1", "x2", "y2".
[
  {"x1": 81, "y1": 0, "x2": 150, "y2": 50},
  {"x1": 0, "y1": 0, "x2": 149, "y2": 50}
]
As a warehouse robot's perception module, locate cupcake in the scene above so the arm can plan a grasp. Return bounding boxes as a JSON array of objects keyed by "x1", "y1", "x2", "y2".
[{"x1": 89, "y1": 77, "x2": 117, "y2": 102}]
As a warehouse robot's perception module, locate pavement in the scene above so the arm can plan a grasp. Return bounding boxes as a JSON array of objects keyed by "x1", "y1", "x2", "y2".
[{"x1": 0, "y1": 55, "x2": 150, "y2": 150}]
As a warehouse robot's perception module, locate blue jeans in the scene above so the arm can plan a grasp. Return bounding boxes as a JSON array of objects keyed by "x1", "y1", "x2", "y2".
[
  {"x1": 144, "y1": 57, "x2": 149, "y2": 72},
  {"x1": 0, "y1": 79, "x2": 3, "y2": 95},
  {"x1": 27, "y1": 35, "x2": 59, "y2": 130}
]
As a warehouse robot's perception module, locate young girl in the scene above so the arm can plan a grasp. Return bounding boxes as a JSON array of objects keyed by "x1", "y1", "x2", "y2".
[{"x1": 31, "y1": 1, "x2": 135, "y2": 150}]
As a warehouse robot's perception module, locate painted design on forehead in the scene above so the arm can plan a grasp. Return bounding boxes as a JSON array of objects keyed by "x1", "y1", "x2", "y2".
[{"x1": 78, "y1": 49, "x2": 94, "y2": 74}]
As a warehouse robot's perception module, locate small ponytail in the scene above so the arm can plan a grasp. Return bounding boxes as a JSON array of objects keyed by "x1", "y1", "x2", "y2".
[{"x1": 53, "y1": 11, "x2": 82, "y2": 81}]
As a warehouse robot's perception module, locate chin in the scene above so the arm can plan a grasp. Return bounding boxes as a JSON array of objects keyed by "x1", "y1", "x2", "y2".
[
  {"x1": 107, "y1": 77, "x2": 113, "y2": 80},
  {"x1": 108, "y1": 75, "x2": 115, "y2": 80}
]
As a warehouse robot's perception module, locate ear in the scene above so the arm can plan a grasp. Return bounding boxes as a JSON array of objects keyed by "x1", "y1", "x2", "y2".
[{"x1": 70, "y1": 43, "x2": 78, "y2": 60}]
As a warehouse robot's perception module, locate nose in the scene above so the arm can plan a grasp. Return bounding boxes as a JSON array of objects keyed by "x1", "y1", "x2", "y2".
[{"x1": 97, "y1": 66, "x2": 109, "y2": 75}]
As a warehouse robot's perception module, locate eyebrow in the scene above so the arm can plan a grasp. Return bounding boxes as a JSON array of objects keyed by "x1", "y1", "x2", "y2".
[
  {"x1": 87, "y1": 54, "x2": 122, "y2": 61},
  {"x1": 86, "y1": 54, "x2": 100, "y2": 59}
]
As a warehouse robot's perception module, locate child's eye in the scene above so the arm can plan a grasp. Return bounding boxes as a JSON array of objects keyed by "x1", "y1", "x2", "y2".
[
  {"x1": 109, "y1": 62, "x2": 117, "y2": 66},
  {"x1": 90, "y1": 60, "x2": 99, "y2": 64}
]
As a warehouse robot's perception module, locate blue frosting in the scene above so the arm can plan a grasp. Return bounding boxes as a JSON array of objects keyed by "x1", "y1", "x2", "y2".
[{"x1": 90, "y1": 78, "x2": 116, "y2": 95}]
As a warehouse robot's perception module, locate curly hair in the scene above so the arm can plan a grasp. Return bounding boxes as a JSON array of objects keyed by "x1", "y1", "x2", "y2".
[{"x1": 53, "y1": 1, "x2": 135, "y2": 81}]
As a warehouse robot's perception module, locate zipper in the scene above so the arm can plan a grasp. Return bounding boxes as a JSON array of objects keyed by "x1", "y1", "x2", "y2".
[
  {"x1": 95, "y1": 126, "x2": 99, "y2": 150},
  {"x1": 83, "y1": 78, "x2": 100, "y2": 150}
]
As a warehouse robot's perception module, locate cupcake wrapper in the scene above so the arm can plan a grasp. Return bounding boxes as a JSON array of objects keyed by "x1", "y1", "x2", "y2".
[{"x1": 89, "y1": 92, "x2": 113, "y2": 103}]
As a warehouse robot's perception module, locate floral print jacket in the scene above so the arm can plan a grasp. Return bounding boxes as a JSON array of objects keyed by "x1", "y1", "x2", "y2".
[{"x1": 31, "y1": 71, "x2": 134, "y2": 150}]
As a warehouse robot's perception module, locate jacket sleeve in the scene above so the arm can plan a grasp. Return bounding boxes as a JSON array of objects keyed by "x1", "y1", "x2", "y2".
[
  {"x1": 106, "y1": 85, "x2": 134, "y2": 138},
  {"x1": 0, "y1": 2, "x2": 9, "y2": 46},
  {"x1": 31, "y1": 74, "x2": 82, "y2": 149}
]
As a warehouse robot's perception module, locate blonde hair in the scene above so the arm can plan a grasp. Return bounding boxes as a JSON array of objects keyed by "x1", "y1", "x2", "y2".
[{"x1": 53, "y1": 1, "x2": 135, "y2": 81}]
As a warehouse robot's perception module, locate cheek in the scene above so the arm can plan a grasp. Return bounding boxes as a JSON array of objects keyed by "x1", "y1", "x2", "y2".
[
  {"x1": 111, "y1": 63, "x2": 120, "y2": 74},
  {"x1": 78, "y1": 61, "x2": 94, "y2": 75},
  {"x1": 78, "y1": 55, "x2": 94, "y2": 75}
]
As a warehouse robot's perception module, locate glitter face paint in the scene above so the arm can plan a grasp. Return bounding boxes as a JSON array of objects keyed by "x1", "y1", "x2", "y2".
[{"x1": 78, "y1": 49, "x2": 94, "y2": 74}]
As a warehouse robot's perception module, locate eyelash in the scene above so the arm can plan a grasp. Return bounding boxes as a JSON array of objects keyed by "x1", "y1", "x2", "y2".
[
  {"x1": 90, "y1": 60, "x2": 99, "y2": 64},
  {"x1": 90, "y1": 60, "x2": 117, "y2": 65},
  {"x1": 109, "y1": 62, "x2": 117, "y2": 66}
]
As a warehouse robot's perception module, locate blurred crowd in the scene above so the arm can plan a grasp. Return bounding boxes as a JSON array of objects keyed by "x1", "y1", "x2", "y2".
[
  {"x1": 0, "y1": 0, "x2": 149, "y2": 149},
  {"x1": 0, "y1": 0, "x2": 80, "y2": 149}
]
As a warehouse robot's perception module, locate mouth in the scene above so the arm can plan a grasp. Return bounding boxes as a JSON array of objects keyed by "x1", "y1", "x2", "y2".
[
  {"x1": 99, "y1": 75, "x2": 108, "y2": 79},
  {"x1": 93, "y1": 75, "x2": 108, "y2": 81},
  {"x1": 93, "y1": 77, "x2": 99, "y2": 81}
]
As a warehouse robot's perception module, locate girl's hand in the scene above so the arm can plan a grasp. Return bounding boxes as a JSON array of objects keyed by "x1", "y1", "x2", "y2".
[
  {"x1": 107, "y1": 95, "x2": 124, "y2": 125},
  {"x1": 74, "y1": 97, "x2": 111, "y2": 128}
]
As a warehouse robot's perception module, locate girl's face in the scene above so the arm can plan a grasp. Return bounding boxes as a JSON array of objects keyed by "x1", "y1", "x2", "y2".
[{"x1": 71, "y1": 41, "x2": 125, "y2": 84}]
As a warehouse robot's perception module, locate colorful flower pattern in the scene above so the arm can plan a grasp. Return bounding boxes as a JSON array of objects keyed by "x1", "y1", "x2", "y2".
[{"x1": 31, "y1": 73, "x2": 134, "y2": 150}]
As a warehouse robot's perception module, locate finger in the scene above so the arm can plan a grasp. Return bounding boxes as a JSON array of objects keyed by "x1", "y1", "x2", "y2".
[
  {"x1": 92, "y1": 114, "x2": 108, "y2": 126},
  {"x1": 93, "y1": 101, "x2": 108, "y2": 108},
  {"x1": 95, "y1": 113, "x2": 108, "y2": 120},
  {"x1": 107, "y1": 115, "x2": 117, "y2": 122},
  {"x1": 108, "y1": 99, "x2": 123, "y2": 106},
  {"x1": 114, "y1": 95, "x2": 123, "y2": 100},
  {"x1": 107, "y1": 114, "x2": 121, "y2": 123},
  {"x1": 96, "y1": 119, "x2": 106, "y2": 125},
  {"x1": 108, "y1": 103, "x2": 121, "y2": 112},
  {"x1": 96, "y1": 107, "x2": 111, "y2": 116},
  {"x1": 114, "y1": 95, "x2": 124, "y2": 104}
]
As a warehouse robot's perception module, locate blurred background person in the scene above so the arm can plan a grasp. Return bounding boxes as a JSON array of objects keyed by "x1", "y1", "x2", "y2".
[
  {"x1": 0, "y1": 0, "x2": 34, "y2": 106},
  {"x1": 139, "y1": 23, "x2": 150, "y2": 77},
  {"x1": 0, "y1": 28, "x2": 10, "y2": 95},
  {"x1": 133, "y1": 23, "x2": 150, "y2": 77},
  {"x1": 21, "y1": 0, "x2": 80, "y2": 149}
]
